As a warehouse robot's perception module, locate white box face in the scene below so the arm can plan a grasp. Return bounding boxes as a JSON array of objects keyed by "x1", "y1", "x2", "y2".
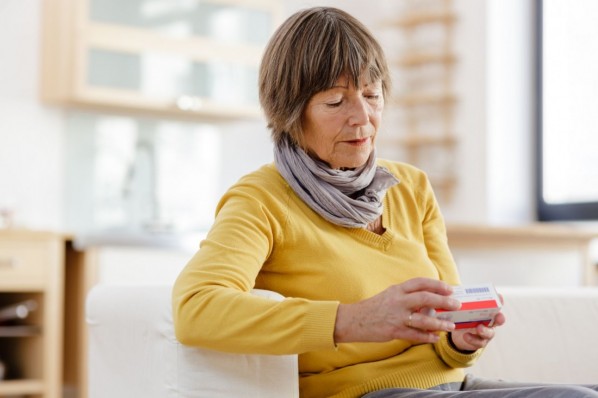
[{"x1": 434, "y1": 284, "x2": 502, "y2": 329}]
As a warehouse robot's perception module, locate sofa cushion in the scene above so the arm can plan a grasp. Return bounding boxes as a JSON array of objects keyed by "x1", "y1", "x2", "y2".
[{"x1": 86, "y1": 285, "x2": 299, "y2": 398}]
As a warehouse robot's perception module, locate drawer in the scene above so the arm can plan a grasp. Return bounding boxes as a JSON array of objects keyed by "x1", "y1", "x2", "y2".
[{"x1": 0, "y1": 241, "x2": 48, "y2": 287}]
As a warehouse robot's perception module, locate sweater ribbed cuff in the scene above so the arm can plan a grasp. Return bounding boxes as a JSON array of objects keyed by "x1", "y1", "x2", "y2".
[
  {"x1": 300, "y1": 300, "x2": 340, "y2": 352},
  {"x1": 435, "y1": 332, "x2": 484, "y2": 368}
]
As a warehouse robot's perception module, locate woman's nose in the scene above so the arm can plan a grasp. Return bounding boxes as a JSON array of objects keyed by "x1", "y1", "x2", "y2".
[{"x1": 347, "y1": 97, "x2": 370, "y2": 126}]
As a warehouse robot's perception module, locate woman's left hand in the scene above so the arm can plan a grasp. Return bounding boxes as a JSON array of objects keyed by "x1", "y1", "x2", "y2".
[{"x1": 449, "y1": 310, "x2": 506, "y2": 352}]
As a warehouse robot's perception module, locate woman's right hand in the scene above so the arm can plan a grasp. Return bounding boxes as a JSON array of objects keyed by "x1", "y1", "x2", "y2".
[{"x1": 333, "y1": 277, "x2": 460, "y2": 344}]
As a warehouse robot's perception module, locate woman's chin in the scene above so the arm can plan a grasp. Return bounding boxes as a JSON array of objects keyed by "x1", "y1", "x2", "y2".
[{"x1": 334, "y1": 156, "x2": 371, "y2": 170}]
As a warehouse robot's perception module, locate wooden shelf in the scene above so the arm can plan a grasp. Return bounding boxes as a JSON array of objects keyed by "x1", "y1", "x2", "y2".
[
  {"x1": 0, "y1": 325, "x2": 42, "y2": 337},
  {"x1": 397, "y1": 51, "x2": 457, "y2": 67},
  {"x1": 0, "y1": 230, "x2": 65, "y2": 398},
  {"x1": 391, "y1": 10, "x2": 457, "y2": 28},
  {"x1": 0, "y1": 379, "x2": 45, "y2": 395},
  {"x1": 386, "y1": 134, "x2": 458, "y2": 148},
  {"x1": 53, "y1": 86, "x2": 263, "y2": 123},
  {"x1": 447, "y1": 223, "x2": 598, "y2": 246},
  {"x1": 393, "y1": 93, "x2": 457, "y2": 107}
]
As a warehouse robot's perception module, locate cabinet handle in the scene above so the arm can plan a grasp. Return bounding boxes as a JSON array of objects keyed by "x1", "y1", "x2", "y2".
[
  {"x1": 0, "y1": 256, "x2": 19, "y2": 268},
  {"x1": 176, "y1": 95, "x2": 203, "y2": 111}
]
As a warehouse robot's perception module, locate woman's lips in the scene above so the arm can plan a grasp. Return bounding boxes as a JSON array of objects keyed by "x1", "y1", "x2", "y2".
[{"x1": 345, "y1": 137, "x2": 370, "y2": 146}]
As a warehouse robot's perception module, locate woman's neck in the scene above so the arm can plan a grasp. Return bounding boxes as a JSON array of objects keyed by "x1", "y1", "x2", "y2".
[{"x1": 365, "y1": 216, "x2": 385, "y2": 235}]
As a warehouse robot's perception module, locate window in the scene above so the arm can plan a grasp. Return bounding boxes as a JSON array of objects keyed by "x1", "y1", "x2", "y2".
[{"x1": 536, "y1": 0, "x2": 598, "y2": 220}]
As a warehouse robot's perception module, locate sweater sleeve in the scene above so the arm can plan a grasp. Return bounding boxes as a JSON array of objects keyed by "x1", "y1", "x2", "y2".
[
  {"x1": 172, "y1": 181, "x2": 339, "y2": 355},
  {"x1": 434, "y1": 332, "x2": 484, "y2": 368}
]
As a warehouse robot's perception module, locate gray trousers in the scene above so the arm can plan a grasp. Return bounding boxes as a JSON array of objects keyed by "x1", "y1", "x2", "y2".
[{"x1": 361, "y1": 374, "x2": 598, "y2": 398}]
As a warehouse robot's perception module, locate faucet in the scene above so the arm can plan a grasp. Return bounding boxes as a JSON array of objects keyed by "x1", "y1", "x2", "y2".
[{"x1": 122, "y1": 137, "x2": 172, "y2": 233}]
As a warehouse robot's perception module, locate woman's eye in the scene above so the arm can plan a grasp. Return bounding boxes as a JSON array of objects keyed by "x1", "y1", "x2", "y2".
[
  {"x1": 365, "y1": 94, "x2": 380, "y2": 101},
  {"x1": 326, "y1": 101, "x2": 342, "y2": 108}
]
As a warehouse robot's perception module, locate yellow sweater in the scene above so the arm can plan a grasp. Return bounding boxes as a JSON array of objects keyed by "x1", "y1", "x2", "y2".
[{"x1": 172, "y1": 159, "x2": 482, "y2": 398}]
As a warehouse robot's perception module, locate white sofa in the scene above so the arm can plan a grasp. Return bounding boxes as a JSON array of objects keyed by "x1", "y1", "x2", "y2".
[{"x1": 86, "y1": 285, "x2": 598, "y2": 397}]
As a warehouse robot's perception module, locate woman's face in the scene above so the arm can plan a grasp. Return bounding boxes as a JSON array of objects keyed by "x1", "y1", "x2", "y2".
[{"x1": 301, "y1": 75, "x2": 384, "y2": 170}]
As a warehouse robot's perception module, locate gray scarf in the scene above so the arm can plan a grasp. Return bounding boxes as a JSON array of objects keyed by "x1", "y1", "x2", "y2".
[{"x1": 273, "y1": 136, "x2": 399, "y2": 228}]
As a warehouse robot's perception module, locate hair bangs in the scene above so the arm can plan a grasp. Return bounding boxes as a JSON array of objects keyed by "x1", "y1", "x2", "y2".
[{"x1": 312, "y1": 16, "x2": 382, "y2": 93}]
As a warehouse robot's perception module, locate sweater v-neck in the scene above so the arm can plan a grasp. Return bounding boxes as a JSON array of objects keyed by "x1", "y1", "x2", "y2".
[{"x1": 346, "y1": 194, "x2": 395, "y2": 250}]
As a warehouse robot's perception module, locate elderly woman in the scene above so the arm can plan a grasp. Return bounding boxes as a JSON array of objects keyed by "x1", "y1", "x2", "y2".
[{"x1": 173, "y1": 7, "x2": 598, "y2": 398}]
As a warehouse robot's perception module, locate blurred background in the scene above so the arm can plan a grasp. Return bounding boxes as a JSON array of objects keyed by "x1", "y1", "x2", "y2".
[
  {"x1": 1, "y1": 1, "x2": 598, "y2": 396},
  {"x1": 0, "y1": 0, "x2": 492, "y2": 232},
  {"x1": 1, "y1": 0, "x2": 598, "y2": 282}
]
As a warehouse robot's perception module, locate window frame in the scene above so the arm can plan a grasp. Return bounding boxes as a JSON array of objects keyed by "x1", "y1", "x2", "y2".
[{"x1": 535, "y1": 0, "x2": 598, "y2": 221}]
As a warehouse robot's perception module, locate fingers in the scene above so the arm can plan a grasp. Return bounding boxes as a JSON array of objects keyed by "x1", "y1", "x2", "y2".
[
  {"x1": 334, "y1": 278, "x2": 466, "y2": 344},
  {"x1": 406, "y1": 310, "x2": 455, "y2": 334},
  {"x1": 399, "y1": 278, "x2": 461, "y2": 312},
  {"x1": 492, "y1": 312, "x2": 506, "y2": 327},
  {"x1": 458, "y1": 320, "x2": 501, "y2": 350},
  {"x1": 402, "y1": 327, "x2": 444, "y2": 343},
  {"x1": 388, "y1": 279, "x2": 461, "y2": 341},
  {"x1": 401, "y1": 277, "x2": 454, "y2": 296},
  {"x1": 401, "y1": 290, "x2": 461, "y2": 313},
  {"x1": 463, "y1": 326, "x2": 494, "y2": 349},
  {"x1": 400, "y1": 312, "x2": 446, "y2": 343},
  {"x1": 475, "y1": 324, "x2": 495, "y2": 340}
]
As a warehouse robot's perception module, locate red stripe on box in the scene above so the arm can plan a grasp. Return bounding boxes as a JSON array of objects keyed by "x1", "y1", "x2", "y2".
[
  {"x1": 436, "y1": 299, "x2": 499, "y2": 313},
  {"x1": 459, "y1": 300, "x2": 499, "y2": 311}
]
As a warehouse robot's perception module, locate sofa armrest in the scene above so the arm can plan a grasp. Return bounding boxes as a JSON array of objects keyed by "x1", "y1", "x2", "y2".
[
  {"x1": 468, "y1": 287, "x2": 598, "y2": 383},
  {"x1": 86, "y1": 284, "x2": 299, "y2": 398}
]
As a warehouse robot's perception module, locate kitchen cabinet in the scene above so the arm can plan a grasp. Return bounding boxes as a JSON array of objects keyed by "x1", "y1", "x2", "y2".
[
  {"x1": 0, "y1": 230, "x2": 64, "y2": 398},
  {"x1": 40, "y1": 0, "x2": 282, "y2": 121},
  {"x1": 0, "y1": 229, "x2": 202, "y2": 398}
]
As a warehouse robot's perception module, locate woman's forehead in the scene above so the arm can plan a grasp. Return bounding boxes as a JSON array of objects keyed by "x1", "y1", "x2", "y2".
[{"x1": 329, "y1": 74, "x2": 382, "y2": 89}]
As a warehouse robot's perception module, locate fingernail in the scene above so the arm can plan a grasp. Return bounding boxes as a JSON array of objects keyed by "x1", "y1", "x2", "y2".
[
  {"x1": 450, "y1": 299, "x2": 461, "y2": 309},
  {"x1": 446, "y1": 322, "x2": 456, "y2": 331}
]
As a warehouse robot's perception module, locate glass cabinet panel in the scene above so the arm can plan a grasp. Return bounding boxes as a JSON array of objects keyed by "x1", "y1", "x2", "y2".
[
  {"x1": 88, "y1": 48, "x2": 259, "y2": 106},
  {"x1": 89, "y1": 0, "x2": 272, "y2": 45}
]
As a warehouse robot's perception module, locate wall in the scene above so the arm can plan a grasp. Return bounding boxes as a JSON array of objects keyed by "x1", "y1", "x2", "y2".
[
  {"x1": 443, "y1": 0, "x2": 491, "y2": 222},
  {"x1": 0, "y1": 0, "x2": 537, "y2": 233},
  {"x1": 0, "y1": 0, "x2": 65, "y2": 230}
]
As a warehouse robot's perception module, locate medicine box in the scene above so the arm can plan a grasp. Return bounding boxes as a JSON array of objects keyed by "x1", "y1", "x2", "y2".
[{"x1": 434, "y1": 283, "x2": 502, "y2": 329}]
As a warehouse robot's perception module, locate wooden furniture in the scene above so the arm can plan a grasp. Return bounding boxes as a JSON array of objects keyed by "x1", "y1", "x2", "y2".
[
  {"x1": 63, "y1": 244, "x2": 98, "y2": 398},
  {"x1": 447, "y1": 224, "x2": 598, "y2": 286},
  {"x1": 0, "y1": 230, "x2": 99, "y2": 398},
  {"x1": 40, "y1": 0, "x2": 282, "y2": 121},
  {"x1": 380, "y1": 0, "x2": 459, "y2": 201},
  {"x1": 0, "y1": 231, "x2": 196, "y2": 398},
  {"x1": 0, "y1": 230, "x2": 65, "y2": 398}
]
